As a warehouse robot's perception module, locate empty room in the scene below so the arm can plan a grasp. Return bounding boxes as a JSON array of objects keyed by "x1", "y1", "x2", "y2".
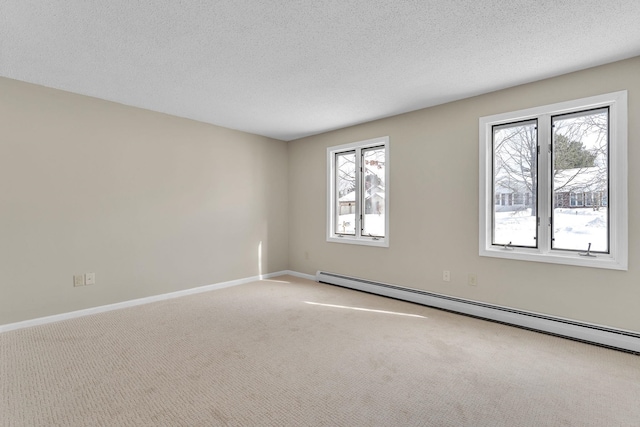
[{"x1": 1, "y1": 1, "x2": 640, "y2": 426}]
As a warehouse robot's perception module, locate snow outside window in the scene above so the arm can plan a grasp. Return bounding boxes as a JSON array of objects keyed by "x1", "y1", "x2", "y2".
[
  {"x1": 327, "y1": 137, "x2": 389, "y2": 247},
  {"x1": 479, "y1": 91, "x2": 627, "y2": 270}
]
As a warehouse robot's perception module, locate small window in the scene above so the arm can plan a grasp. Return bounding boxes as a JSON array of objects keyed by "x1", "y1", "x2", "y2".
[
  {"x1": 570, "y1": 192, "x2": 584, "y2": 207},
  {"x1": 327, "y1": 137, "x2": 389, "y2": 247},
  {"x1": 479, "y1": 91, "x2": 627, "y2": 270}
]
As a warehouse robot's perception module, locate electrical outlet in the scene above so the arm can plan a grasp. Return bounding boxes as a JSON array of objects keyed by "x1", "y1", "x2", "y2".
[
  {"x1": 468, "y1": 273, "x2": 477, "y2": 286},
  {"x1": 85, "y1": 272, "x2": 95, "y2": 286},
  {"x1": 73, "y1": 275, "x2": 85, "y2": 287},
  {"x1": 442, "y1": 270, "x2": 450, "y2": 282}
]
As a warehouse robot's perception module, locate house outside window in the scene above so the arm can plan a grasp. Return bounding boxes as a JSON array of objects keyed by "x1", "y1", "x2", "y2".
[
  {"x1": 479, "y1": 91, "x2": 627, "y2": 270},
  {"x1": 327, "y1": 137, "x2": 389, "y2": 247}
]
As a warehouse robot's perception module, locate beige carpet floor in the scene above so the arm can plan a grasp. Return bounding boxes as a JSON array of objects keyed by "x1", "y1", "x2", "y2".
[{"x1": 1, "y1": 275, "x2": 639, "y2": 426}]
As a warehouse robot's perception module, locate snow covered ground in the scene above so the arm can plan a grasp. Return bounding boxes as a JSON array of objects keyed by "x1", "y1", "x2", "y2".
[
  {"x1": 336, "y1": 213, "x2": 385, "y2": 236},
  {"x1": 494, "y1": 208, "x2": 608, "y2": 252},
  {"x1": 337, "y1": 208, "x2": 606, "y2": 252}
]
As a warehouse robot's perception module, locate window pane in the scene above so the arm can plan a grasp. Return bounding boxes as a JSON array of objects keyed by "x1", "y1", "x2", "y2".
[
  {"x1": 335, "y1": 151, "x2": 356, "y2": 235},
  {"x1": 492, "y1": 120, "x2": 538, "y2": 247},
  {"x1": 552, "y1": 108, "x2": 609, "y2": 252},
  {"x1": 362, "y1": 146, "x2": 385, "y2": 237}
]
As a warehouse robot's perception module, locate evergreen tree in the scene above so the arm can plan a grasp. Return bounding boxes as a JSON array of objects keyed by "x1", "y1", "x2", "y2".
[{"x1": 553, "y1": 134, "x2": 596, "y2": 170}]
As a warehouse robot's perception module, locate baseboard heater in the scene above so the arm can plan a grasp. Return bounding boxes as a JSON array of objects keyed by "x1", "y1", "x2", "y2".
[{"x1": 315, "y1": 271, "x2": 640, "y2": 354}]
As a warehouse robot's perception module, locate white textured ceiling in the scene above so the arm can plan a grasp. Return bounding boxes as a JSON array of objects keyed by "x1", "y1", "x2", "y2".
[{"x1": 2, "y1": 1, "x2": 640, "y2": 141}]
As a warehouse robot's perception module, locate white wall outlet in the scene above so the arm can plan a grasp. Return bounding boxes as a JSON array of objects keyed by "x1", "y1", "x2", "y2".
[
  {"x1": 442, "y1": 270, "x2": 450, "y2": 282},
  {"x1": 84, "y1": 272, "x2": 95, "y2": 286},
  {"x1": 468, "y1": 273, "x2": 477, "y2": 286},
  {"x1": 73, "y1": 275, "x2": 85, "y2": 287}
]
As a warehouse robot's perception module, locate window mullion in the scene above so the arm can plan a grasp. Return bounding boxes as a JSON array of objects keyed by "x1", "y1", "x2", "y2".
[
  {"x1": 354, "y1": 148, "x2": 363, "y2": 239},
  {"x1": 360, "y1": 149, "x2": 365, "y2": 237},
  {"x1": 334, "y1": 153, "x2": 341, "y2": 235},
  {"x1": 537, "y1": 115, "x2": 551, "y2": 254}
]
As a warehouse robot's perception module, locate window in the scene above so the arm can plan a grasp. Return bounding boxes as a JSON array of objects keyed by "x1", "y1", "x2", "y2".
[
  {"x1": 327, "y1": 137, "x2": 389, "y2": 247},
  {"x1": 570, "y1": 192, "x2": 584, "y2": 208},
  {"x1": 479, "y1": 91, "x2": 627, "y2": 270}
]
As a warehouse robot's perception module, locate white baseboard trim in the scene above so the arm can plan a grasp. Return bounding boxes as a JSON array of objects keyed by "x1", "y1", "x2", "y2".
[
  {"x1": 0, "y1": 270, "x2": 291, "y2": 334},
  {"x1": 278, "y1": 270, "x2": 316, "y2": 281},
  {"x1": 316, "y1": 270, "x2": 640, "y2": 353}
]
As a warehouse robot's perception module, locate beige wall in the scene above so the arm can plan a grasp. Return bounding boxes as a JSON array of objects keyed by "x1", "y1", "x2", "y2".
[
  {"x1": 0, "y1": 78, "x2": 289, "y2": 325},
  {"x1": 288, "y1": 56, "x2": 640, "y2": 332}
]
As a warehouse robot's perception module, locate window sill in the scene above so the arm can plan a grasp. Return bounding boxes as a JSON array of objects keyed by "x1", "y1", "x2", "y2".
[
  {"x1": 479, "y1": 246, "x2": 627, "y2": 270},
  {"x1": 327, "y1": 235, "x2": 389, "y2": 247}
]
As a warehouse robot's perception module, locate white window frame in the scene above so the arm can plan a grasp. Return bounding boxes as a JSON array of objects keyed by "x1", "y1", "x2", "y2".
[
  {"x1": 327, "y1": 136, "x2": 389, "y2": 247},
  {"x1": 479, "y1": 91, "x2": 627, "y2": 270}
]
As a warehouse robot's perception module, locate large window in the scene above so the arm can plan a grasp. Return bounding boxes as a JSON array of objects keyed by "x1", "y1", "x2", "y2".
[
  {"x1": 327, "y1": 137, "x2": 389, "y2": 247},
  {"x1": 479, "y1": 91, "x2": 627, "y2": 270}
]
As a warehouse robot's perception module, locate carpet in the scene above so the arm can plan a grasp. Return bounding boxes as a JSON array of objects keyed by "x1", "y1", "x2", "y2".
[{"x1": 2, "y1": 275, "x2": 639, "y2": 426}]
